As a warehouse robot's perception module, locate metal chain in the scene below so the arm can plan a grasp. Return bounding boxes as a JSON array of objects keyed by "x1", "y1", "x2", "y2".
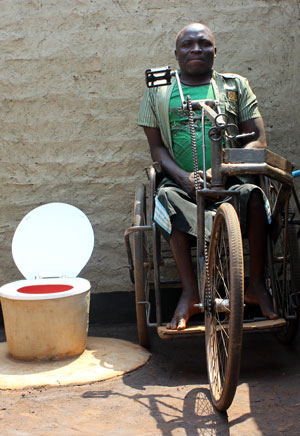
[
  {"x1": 187, "y1": 96, "x2": 201, "y2": 192},
  {"x1": 186, "y1": 95, "x2": 213, "y2": 313},
  {"x1": 204, "y1": 239, "x2": 213, "y2": 313}
]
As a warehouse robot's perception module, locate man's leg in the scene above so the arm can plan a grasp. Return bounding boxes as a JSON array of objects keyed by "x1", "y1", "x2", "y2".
[
  {"x1": 244, "y1": 190, "x2": 278, "y2": 319},
  {"x1": 167, "y1": 228, "x2": 201, "y2": 330}
]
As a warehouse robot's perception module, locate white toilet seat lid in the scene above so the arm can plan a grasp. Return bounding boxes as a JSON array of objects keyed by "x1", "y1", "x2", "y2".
[{"x1": 12, "y1": 203, "x2": 94, "y2": 280}]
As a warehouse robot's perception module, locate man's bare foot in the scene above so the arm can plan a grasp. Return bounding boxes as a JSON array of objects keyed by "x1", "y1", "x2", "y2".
[
  {"x1": 245, "y1": 282, "x2": 278, "y2": 320},
  {"x1": 167, "y1": 288, "x2": 201, "y2": 330}
]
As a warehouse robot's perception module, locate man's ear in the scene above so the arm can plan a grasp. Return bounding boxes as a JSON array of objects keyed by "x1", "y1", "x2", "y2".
[
  {"x1": 214, "y1": 47, "x2": 217, "y2": 57},
  {"x1": 175, "y1": 49, "x2": 178, "y2": 60}
]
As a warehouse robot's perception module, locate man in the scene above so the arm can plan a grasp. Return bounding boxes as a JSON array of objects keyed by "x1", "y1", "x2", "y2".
[{"x1": 138, "y1": 23, "x2": 277, "y2": 330}]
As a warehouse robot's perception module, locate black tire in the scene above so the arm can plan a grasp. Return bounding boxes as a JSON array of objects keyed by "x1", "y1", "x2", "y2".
[
  {"x1": 267, "y1": 181, "x2": 300, "y2": 344},
  {"x1": 133, "y1": 184, "x2": 150, "y2": 348},
  {"x1": 205, "y1": 203, "x2": 244, "y2": 411},
  {"x1": 277, "y1": 225, "x2": 300, "y2": 343}
]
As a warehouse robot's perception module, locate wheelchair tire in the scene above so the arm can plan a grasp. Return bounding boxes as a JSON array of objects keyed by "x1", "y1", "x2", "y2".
[
  {"x1": 205, "y1": 203, "x2": 244, "y2": 411},
  {"x1": 270, "y1": 221, "x2": 300, "y2": 344},
  {"x1": 133, "y1": 184, "x2": 150, "y2": 348},
  {"x1": 266, "y1": 180, "x2": 300, "y2": 344}
]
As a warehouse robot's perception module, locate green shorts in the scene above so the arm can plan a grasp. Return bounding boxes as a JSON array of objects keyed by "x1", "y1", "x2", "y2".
[{"x1": 155, "y1": 177, "x2": 271, "y2": 242}]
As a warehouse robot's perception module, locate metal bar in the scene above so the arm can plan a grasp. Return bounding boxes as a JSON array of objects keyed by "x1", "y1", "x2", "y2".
[
  {"x1": 221, "y1": 163, "x2": 293, "y2": 186},
  {"x1": 192, "y1": 101, "x2": 219, "y2": 122},
  {"x1": 138, "y1": 301, "x2": 158, "y2": 327},
  {"x1": 197, "y1": 191, "x2": 206, "y2": 304},
  {"x1": 124, "y1": 226, "x2": 153, "y2": 283},
  {"x1": 149, "y1": 166, "x2": 156, "y2": 221},
  {"x1": 124, "y1": 225, "x2": 152, "y2": 237},
  {"x1": 152, "y1": 223, "x2": 162, "y2": 326},
  {"x1": 210, "y1": 130, "x2": 224, "y2": 188}
]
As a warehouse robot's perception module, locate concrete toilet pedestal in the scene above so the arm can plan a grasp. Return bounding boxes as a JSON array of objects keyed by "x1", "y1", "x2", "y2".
[{"x1": 0, "y1": 203, "x2": 94, "y2": 361}]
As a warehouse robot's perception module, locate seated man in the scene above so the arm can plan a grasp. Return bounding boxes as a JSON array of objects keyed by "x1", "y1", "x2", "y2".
[{"x1": 138, "y1": 22, "x2": 277, "y2": 330}]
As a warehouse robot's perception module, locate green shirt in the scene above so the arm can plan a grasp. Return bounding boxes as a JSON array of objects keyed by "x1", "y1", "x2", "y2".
[
  {"x1": 169, "y1": 83, "x2": 215, "y2": 172},
  {"x1": 138, "y1": 70, "x2": 261, "y2": 159}
]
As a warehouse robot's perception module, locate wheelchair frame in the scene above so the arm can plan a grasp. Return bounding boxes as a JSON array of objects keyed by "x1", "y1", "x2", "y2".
[{"x1": 124, "y1": 67, "x2": 300, "y2": 411}]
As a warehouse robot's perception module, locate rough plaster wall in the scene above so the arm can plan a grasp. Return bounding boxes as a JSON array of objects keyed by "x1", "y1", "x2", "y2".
[{"x1": 0, "y1": 0, "x2": 299, "y2": 293}]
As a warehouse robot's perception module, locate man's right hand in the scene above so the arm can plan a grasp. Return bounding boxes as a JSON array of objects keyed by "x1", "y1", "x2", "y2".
[
  {"x1": 181, "y1": 172, "x2": 199, "y2": 199},
  {"x1": 181, "y1": 170, "x2": 212, "y2": 199}
]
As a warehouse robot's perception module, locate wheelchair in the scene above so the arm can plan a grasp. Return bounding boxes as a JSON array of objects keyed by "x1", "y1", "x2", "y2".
[{"x1": 124, "y1": 67, "x2": 300, "y2": 411}]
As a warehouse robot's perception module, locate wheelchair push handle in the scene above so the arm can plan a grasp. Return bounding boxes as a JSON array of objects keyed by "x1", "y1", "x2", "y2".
[{"x1": 145, "y1": 66, "x2": 172, "y2": 88}]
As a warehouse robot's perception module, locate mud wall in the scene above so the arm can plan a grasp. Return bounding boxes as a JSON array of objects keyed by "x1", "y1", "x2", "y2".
[{"x1": 0, "y1": 0, "x2": 299, "y2": 293}]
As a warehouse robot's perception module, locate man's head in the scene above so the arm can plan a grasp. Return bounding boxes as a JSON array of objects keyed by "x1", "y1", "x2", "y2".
[{"x1": 175, "y1": 23, "x2": 216, "y2": 79}]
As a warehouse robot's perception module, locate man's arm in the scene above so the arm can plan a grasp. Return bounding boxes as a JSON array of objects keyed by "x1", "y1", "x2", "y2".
[
  {"x1": 143, "y1": 126, "x2": 197, "y2": 197},
  {"x1": 239, "y1": 117, "x2": 267, "y2": 149}
]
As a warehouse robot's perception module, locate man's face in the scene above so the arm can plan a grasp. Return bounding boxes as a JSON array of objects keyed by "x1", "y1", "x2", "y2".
[{"x1": 175, "y1": 25, "x2": 216, "y2": 77}]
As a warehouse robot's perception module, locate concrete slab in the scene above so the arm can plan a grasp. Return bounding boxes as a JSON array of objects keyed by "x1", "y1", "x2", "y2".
[{"x1": 0, "y1": 336, "x2": 150, "y2": 389}]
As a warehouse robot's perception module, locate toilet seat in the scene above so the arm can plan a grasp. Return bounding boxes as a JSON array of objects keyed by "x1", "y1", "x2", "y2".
[
  {"x1": 0, "y1": 278, "x2": 91, "y2": 300},
  {"x1": 0, "y1": 203, "x2": 94, "y2": 300}
]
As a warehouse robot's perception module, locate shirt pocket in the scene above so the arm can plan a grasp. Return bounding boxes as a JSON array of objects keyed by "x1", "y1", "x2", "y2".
[
  {"x1": 223, "y1": 87, "x2": 239, "y2": 118},
  {"x1": 224, "y1": 99, "x2": 238, "y2": 118}
]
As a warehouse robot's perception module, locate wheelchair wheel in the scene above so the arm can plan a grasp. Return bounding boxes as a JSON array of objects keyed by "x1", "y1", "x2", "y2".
[
  {"x1": 205, "y1": 203, "x2": 244, "y2": 411},
  {"x1": 133, "y1": 184, "x2": 150, "y2": 348},
  {"x1": 267, "y1": 181, "x2": 300, "y2": 344},
  {"x1": 276, "y1": 225, "x2": 300, "y2": 343}
]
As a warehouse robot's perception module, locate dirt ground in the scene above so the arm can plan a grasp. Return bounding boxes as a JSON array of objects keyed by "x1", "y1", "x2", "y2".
[{"x1": 0, "y1": 323, "x2": 300, "y2": 436}]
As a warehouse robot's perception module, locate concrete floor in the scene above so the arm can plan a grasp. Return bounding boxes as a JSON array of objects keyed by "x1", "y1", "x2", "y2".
[{"x1": 0, "y1": 323, "x2": 300, "y2": 435}]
